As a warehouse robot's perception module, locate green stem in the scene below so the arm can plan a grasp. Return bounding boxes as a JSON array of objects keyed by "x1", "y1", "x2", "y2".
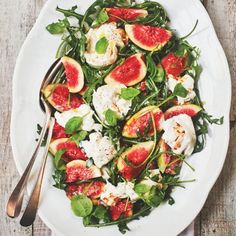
[
  {"x1": 86, "y1": 206, "x2": 152, "y2": 228},
  {"x1": 180, "y1": 20, "x2": 199, "y2": 40},
  {"x1": 136, "y1": 91, "x2": 159, "y2": 111},
  {"x1": 156, "y1": 95, "x2": 175, "y2": 107}
]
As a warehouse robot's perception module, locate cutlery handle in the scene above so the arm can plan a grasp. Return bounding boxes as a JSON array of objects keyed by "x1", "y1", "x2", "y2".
[
  {"x1": 20, "y1": 118, "x2": 55, "y2": 227},
  {"x1": 6, "y1": 111, "x2": 51, "y2": 218}
]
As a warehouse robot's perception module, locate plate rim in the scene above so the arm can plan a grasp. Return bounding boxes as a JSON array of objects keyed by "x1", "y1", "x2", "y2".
[{"x1": 10, "y1": 0, "x2": 231, "y2": 235}]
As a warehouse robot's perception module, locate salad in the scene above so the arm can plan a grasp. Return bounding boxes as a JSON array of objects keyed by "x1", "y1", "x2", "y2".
[{"x1": 41, "y1": 0, "x2": 223, "y2": 233}]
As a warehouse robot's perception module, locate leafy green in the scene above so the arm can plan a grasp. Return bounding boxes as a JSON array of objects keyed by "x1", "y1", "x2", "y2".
[
  {"x1": 71, "y1": 195, "x2": 93, "y2": 217},
  {"x1": 46, "y1": 18, "x2": 70, "y2": 34},
  {"x1": 52, "y1": 169, "x2": 67, "y2": 190},
  {"x1": 93, "y1": 205, "x2": 109, "y2": 220},
  {"x1": 134, "y1": 183, "x2": 152, "y2": 195},
  {"x1": 54, "y1": 149, "x2": 66, "y2": 170},
  {"x1": 120, "y1": 88, "x2": 140, "y2": 100},
  {"x1": 104, "y1": 109, "x2": 118, "y2": 126},
  {"x1": 70, "y1": 130, "x2": 88, "y2": 146},
  {"x1": 118, "y1": 222, "x2": 130, "y2": 234},
  {"x1": 92, "y1": 9, "x2": 109, "y2": 27},
  {"x1": 95, "y1": 36, "x2": 109, "y2": 54},
  {"x1": 65, "y1": 116, "x2": 83, "y2": 134},
  {"x1": 173, "y1": 83, "x2": 188, "y2": 98},
  {"x1": 56, "y1": 6, "x2": 83, "y2": 21}
]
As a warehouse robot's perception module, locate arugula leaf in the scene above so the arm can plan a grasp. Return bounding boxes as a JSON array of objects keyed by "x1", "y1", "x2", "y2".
[
  {"x1": 71, "y1": 195, "x2": 93, "y2": 217},
  {"x1": 52, "y1": 169, "x2": 67, "y2": 190},
  {"x1": 120, "y1": 88, "x2": 140, "y2": 100},
  {"x1": 56, "y1": 6, "x2": 83, "y2": 21},
  {"x1": 46, "y1": 18, "x2": 70, "y2": 34},
  {"x1": 65, "y1": 116, "x2": 83, "y2": 134},
  {"x1": 104, "y1": 109, "x2": 117, "y2": 126},
  {"x1": 173, "y1": 83, "x2": 188, "y2": 98},
  {"x1": 92, "y1": 9, "x2": 109, "y2": 28},
  {"x1": 95, "y1": 36, "x2": 109, "y2": 54},
  {"x1": 118, "y1": 222, "x2": 130, "y2": 234},
  {"x1": 70, "y1": 130, "x2": 88, "y2": 146},
  {"x1": 83, "y1": 215, "x2": 99, "y2": 226},
  {"x1": 54, "y1": 149, "x2": 66, "y2": 170}
]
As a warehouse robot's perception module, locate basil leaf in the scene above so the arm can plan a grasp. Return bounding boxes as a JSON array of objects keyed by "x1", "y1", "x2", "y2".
[
  {"x1": 71, "y1": 195, "x2": 93, "y2": 217},
  {"x1": 46, "y1": 18, "x2": 70, "y2": 34},
  {"x1": 120, "y1": 88, "x2": 140, "y2": 100},
  {"x1": 95, "y1": 36, "x2": 109, "y2": 54},
  {"x1": 92, "y1": 9, "x2": 109, "y2": 28},
  {"x1": 54, "y1": 149, "x2": 66, "y2": 170},
  {"x1": 70, "y1": 130, "x2": 88, "y2": 146},
  {"x1": 65, "y1": 116, "x2": 83, "y2": 134},
  {"x1": 134, "y1": 183, "x2": 152, "y2": 195},
  {"x1": 173, "y1": 83, "x2": 188, "y2": 98},
  {"x1": 92, "y1": 205, "x2": 108, "y2": 220},
  {"x1": 104, "y1": 109, "x2": 117, "y2": 126}
]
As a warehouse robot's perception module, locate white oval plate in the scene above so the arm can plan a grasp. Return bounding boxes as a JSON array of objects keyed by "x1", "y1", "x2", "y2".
[{"x1": 11, "y1": 0, "x2": 231, "y2": 235}]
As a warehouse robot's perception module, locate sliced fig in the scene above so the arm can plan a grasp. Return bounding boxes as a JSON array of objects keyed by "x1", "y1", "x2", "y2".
[
  {"x1": 66, "y1": 160, "x2": 101, "y2": 183},
  {"x1": 117, "y1": 141, "x2": 154, "y2": 181},
  {"x1": 61, "y1": 56, "x2": 84, "y2": 93},
  {"x1": 105, "y1": 53, "x2": 147, "y2": 86},
  {"x1": 157, "y1": 139, "x2": 170, "y2": 173},
  {"x1": 109, "y1": 199, "x2": 133, "y2": 221},
  {"x1": 49, "y1": 138, "x2": 87, "y2": 162},
  {"x1": 122, "y1": 106, "x2": 164, "y2": 138},
  {"x1": 161, "y1": 53, "x2": 187, "y2": 77},
  {"x1": 66, "y1": 181, "x2": 105, "y2": 199},
  {"x1": 157, "y1": 139, "x2": 181, "y2": 174},
  {"x1": 125, "y1": 24, "x2": 172, "y2": 51},
  {"x1": 164, "y1": 104, "x2": 202, "y2": 120},
  {"x1": 78, "y1": 85, "x2": 89, "y2": 96},
  {"x1": 106, "y1": 8, "x2": 148, "y2": 22},
  {"x1": 52, "y1": 121, "x2": 68, "y2": 140},
  {"x1": 42, "y1": 84, "x2": 84, "y2": 112}
]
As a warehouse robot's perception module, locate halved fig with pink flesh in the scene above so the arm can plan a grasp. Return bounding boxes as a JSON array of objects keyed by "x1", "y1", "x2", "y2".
[
  {"x1": 117, "y1": 141, "x2": 154, "y2": 181},
  {"x1": 125, "y1": 24, "x2": 172, "y2": 51},
  {"x1": 49, "y1": 138, "x2": 87, "y2": 162},
  {"x1": 109, "y1": 199, "x2": 133, "y2": 220},
  {"x1": 66, "y1": 181, "x2": 105, "y2": 199},
  {"x1": 122, "y1": 106, "x2": 164, "y2": 138},
  {"x1": 106, "y1": 8, "x2": 148, "y2": 22},
  {"x1": 157, "y1": 139, "x2": 181, "y2": 175},
  {"x1": 161, "y1": 53, "x2": 187, "y2": 77},
  {"x1": 66, "y1": 160, "x2": 101, "y2": 183},
  {"x1": 61, "y1": 56, "x2": 84, "y2": 93},
  {"x1": 52, "y1": 121, "x2": 69, "y2": 140},
  {"x1": 42, "y1": 84, "x2": 84, "y2": 112},
  {"x1": 164, "y1": 104, "x2": 202, "y2": 120},
  {"x1": 105, "y1": 53, "x2": 147, "y2": 86}
]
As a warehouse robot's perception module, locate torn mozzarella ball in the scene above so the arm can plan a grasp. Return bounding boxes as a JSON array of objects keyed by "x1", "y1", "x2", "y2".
[
  {"x1": 84, "y1": 23, "x2": 125, "y2": 68},
  {"x1": 93, "y1": 84, "x2": 131, "y2": 123},
  {"x1": 162, "y1": 114, "x2": 196, "y2": 156},
  {"x1": 80, "y1": 132, "x2": 116, "y2": 168},
  {"x1": 54, "y1": 104, "x2": 102, "y2": 132},
  {"x1": 100, "y1": 181, "x2": 139, "y2": 206},
  {"x1": 167, "y1": 74, "x2": 196, "y2": 104}
]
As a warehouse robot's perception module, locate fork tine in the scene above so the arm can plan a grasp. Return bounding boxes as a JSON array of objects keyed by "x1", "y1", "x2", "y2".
[{"x1": 40, "y1": 58, "x2": 63, "y2": 90}]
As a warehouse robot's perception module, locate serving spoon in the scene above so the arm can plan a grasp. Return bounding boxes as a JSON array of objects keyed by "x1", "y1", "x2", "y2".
[{"x1": 6, "y1": 58, "x2": 63, "y2": 220}]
